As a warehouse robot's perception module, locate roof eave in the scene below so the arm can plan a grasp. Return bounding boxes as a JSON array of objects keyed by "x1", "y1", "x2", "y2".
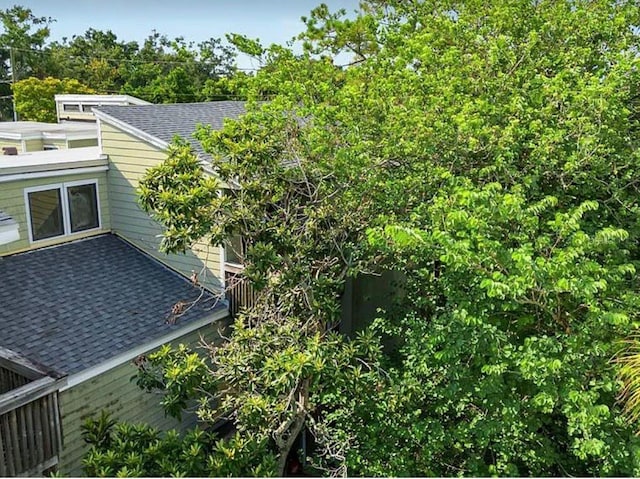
[
  {"x1": 94, "y1": 109, "x2": 215, "y2": 175},
  {"x1": 94, "y1": 109, "x2": 170, "y2": 151}
]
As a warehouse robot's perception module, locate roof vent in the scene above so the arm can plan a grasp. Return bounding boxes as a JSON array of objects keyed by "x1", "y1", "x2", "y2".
[{"x1": 2, "y1": 146, "x2": 18, "y2": 155}]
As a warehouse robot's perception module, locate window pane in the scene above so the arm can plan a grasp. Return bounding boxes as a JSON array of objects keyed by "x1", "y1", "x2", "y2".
[
  {"x1": 63, "y1": 104, "x2": 80, "y2": 112},
  {"x1": 28, "y1": 189, "x2": 64, "y2": 241},
  {"x1": 67, "y1": 184, "x2": 99, "y2": 233},
  {"x1": 224, "y1": 234, "x2": 244, "y2": 264}
]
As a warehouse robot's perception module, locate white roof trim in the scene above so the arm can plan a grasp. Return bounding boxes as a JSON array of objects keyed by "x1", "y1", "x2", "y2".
[
  {"x1": 0, "y1": 165, "x2": 108, "y2": 183},
  {"x1": 55, "y1": 93, "x2": 150, "y2": 105},
  {"x1": 61, "y1": 307, "x2": 229, "y2": 390},
  {"x1": 0, "y1": 132, "x2": 41, "y2": 141}
]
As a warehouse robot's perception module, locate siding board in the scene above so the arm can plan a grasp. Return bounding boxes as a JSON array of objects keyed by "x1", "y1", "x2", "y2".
[
  {"x1": 57, "y1": 322, "x2": 227, "y2": 476},
  {"x1": 101, "y1": 122, "x2": 222, "y2": 291},
  {"x1": 0, "y1": 172, "x2": 111, "y2": 256}
]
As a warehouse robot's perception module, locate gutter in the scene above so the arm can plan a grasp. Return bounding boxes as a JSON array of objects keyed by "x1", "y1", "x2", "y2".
[{"x1": 0, "y1": 164, "x2": 109, "y2": 183}]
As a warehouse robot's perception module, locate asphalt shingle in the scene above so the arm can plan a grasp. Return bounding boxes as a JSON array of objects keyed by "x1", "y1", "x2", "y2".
[
  {"x1": 0, "y1": 234, "x2": 226, "y2": 375},
  {"x1": 95, "y1": 101, "x2": 246, "y2": 159}
]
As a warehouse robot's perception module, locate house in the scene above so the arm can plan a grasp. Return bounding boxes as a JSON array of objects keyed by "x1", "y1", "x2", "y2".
[
  {"x1": 54, "y1": 94, "x2": 150, "y2": 123},
  {"x1": 93, "y1": 101, "x2": 248, "y2": 293},
  {"x1": 0, "y1": 121, "x2": 98, "y2": 154},
  {"x1": 0, "y1": 101, "x2": 249, "y2": 476},
  {"x1": 0, "y1": 94, "x2": 149, "y2": 156}
]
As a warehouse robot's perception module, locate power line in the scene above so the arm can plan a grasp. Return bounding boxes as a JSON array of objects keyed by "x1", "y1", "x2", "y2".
[
  {"x1": 0, "y1": 44, "x2": 360, "y2": 70},
  {"x1": 0, "y1": 45, "x2": 263, "y2": 71}
]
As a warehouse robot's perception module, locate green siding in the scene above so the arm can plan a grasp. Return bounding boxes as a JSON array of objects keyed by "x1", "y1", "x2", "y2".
[
  {"x1": 67, "y1": 138, "x2": 98, "y2": 149},
  {"x1": 101, "y1": 122, "x2": 223, "y2": 292},
  {"x1": 57, "y1": 320, "x2": 229, "y2": 476},
  {"x1": 24, "y1": 139, "x2": 43, "y2": 151},
  {"x1": 0, "y1": 139, "x2": 22, "y2": 153},
  {"x1": 0, "y1": 171, "x2": 111, "y2": 256}
]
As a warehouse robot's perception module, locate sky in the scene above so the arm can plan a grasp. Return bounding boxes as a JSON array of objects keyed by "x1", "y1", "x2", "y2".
[{"x1": 1, "y1": 0, "x2": 361, "y2": 69}]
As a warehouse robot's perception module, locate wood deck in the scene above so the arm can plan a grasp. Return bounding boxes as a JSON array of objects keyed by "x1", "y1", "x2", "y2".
[{"x1": 0, "y1": 347, "x2": 66, "y2": 477}]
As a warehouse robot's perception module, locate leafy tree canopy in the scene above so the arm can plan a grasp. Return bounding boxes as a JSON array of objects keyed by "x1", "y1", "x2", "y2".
[
  {"x1": 87, "y1": 0, "x2": 640, "y2": 476},
  {"x1": 0, "y1": 4, "x2": 244, "y2": 116},
  {"x1": 12, "y1": 76, "x2": 94, "y2": 122}
]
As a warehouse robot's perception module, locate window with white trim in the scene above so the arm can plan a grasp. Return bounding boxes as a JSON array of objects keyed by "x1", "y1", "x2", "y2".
[
  {"x1": 224, "y1": 233, "x2": 245, "y2": 266},
  {"x1": 25, "y1": 180, "x2": 100, "y2": 242}
]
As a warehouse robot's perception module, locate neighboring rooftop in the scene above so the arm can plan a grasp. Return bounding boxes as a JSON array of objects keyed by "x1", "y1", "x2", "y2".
[
  {"x1": 55, "y1": 94, "x2": 150, "y2": 123},
  {"x1": 0, "y1": 146, "x2": 107, "y2": 179},
  {"x1": 0, "y1": 234, "x2": 225, "y2": 376},
  {"x1": 94, "y1": 101, "x2": 246, "y2": 158},
  {"x1": 0, "y1": 121, "x2": 97, "y2": 140}
]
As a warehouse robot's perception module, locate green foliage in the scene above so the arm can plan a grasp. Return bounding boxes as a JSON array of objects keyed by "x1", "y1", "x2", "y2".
[
  {"x1": 12, "y1": 76, "x2": 94, "y2": 121},
  {"x1": 98, "y1": 0, "x2": 640, "y2": 476},
  {"x1": 1, "y1": 6, "x2": 239, "y2": 104},
  {"x1": 0, "y1": 5, "x2": 52, "y2": 79},
  {"x1": 81, "y1": 412, "x2": 278, "y2": 477},
  {"x1": 0, "y1": 5, "x2": 53, "y2": 119},
  {"x1": 361, "y1": 180, "x2": 640, "y2": 476},
  {"x1": 134, "y1": 343, "x2": 216, "y2": 421}
]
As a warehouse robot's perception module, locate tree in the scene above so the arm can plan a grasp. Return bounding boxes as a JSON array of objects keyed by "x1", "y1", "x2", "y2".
[
  {"x1": 119, "y1": 31, "x2": 236, "y2": 103},
  {"x1": 0, "y1": 5, "x2": 53, "y2": 119},
  {"x1": 12, "y1": 76, "x2": 94, "y2": 122},
  {"x1": 88, "y1": 0, "x2": 640, "y2": 476},
  {"x1": 46, "y1": 28, "x2": 139, "y2": 93}
]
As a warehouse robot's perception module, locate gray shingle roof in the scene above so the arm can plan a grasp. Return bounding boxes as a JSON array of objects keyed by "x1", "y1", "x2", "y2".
[
  {"x1": 0, "y1": 234, "x2": 226, "y2": 375},
  {"x1": 95, "y1": 101, "x2": 246, "y2": 158}
]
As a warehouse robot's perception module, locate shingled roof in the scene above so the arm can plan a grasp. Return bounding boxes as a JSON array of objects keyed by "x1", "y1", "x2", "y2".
[
  {"x1": 94, "y1": 101, "x2": 246, "y2": 159},
  {"x1": 0, "y1": 234, "x2": 226, "y2": 376}
]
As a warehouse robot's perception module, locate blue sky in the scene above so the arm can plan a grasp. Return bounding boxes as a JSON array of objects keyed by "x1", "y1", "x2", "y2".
[{"x1": 2, "y1": 0, "x2": 361, "y2": 69}]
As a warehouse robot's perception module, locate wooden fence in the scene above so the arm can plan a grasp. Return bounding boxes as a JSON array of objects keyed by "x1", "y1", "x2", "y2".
[
  {"x1": 225, "y1": 270, "x2": 258, "y2": 317},
  {"x1": 0, "y1": 347, "x2": 66, "y2": 477}
]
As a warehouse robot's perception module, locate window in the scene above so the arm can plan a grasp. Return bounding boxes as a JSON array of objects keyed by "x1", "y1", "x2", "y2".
[
  {"x1": 221, "y1": 189, "x2": 246, "y2": 267},
  {"x1": 62, "y1": 103, "x2": 80, "y2": 112},
  {"x1": 27, "y1": 188, "x2": 64, "y2": 241},
  {"x1": 82, "y1": 104, "x2": 98, "y2": 112},
  {"x1": 224, "y1": 233, "x2": 245, "y2": 265},
  {"x1": 25, "y1": 180, "x2": 101, "y2": 243}
]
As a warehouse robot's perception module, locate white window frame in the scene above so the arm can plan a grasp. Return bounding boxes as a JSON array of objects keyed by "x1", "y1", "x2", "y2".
[{"x1": 24, "y1": 179, "x2": 102, "y2": 244}]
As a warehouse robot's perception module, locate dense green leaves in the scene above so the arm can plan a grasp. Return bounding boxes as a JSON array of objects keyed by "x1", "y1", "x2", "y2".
[
  {"x1": 12, "y1": 76, "x2": 94, "y2": 121},
  {"x1": 0, "y1": 4, "x2": 243, "y2": 120},
  {"x1": 82, "y1": 413, "x2": 277, "y2": 477},
  {"x1": 94, "y1": 0, "x2": 640, "y2": 476}
]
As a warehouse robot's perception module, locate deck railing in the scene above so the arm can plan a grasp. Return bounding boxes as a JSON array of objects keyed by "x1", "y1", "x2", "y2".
[
  {"x1": 225, "y1": 270, "x2": 258, "y2": 317},
  {"x1": 0, "y1": 347, "x2": 66, "y2": 477}
]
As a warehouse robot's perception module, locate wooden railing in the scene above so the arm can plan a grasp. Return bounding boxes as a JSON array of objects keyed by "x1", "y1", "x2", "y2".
[
  {"x1": 0, "y1": 347, "x2": 66, "y2": 477},
  {"x1": 225, "y1": 270, "x2": 258, "y2": 317}
]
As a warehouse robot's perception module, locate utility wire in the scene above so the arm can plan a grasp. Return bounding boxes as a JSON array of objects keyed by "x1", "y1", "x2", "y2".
[
  {"x1": 0, "y1": 45, "x2": 263, "y2": 71},
  {"x1": 0, "y1": 44, "x2": 358, "y2": 70}
]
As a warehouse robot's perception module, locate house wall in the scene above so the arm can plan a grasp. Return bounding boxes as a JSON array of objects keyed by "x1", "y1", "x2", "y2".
[
  {"x1": 23, "y1": 139, "x2": 43, "y2": 151},
  {"x1": 101, "y1": 122, "x2": 223, "y2": 292},
  {"x1": 0, "y1": 171, "x2": 111, "y2": 256},
  {"x1": 46, "y1": 139, "x2": 68, "y2": 150},
  {"x1": 0, "y1": 138, "x2": 23, "y2": 153},
  {"x1": 57, "y1": 319, "x2": 229, "y2": 476},
  {"x1": 67, "y1": 138, "x2": 98, "y2": 149}
]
